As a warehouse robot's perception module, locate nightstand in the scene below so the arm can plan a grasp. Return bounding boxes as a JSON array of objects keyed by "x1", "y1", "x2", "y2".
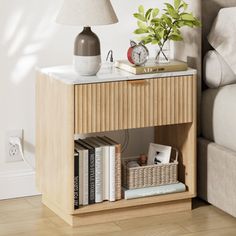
[{"x1": 36, "y1": 65, "x2": 197, "y2": 226}]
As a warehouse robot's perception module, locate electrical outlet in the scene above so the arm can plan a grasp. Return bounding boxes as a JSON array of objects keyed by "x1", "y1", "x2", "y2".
[{"x1": 5, "y1": 130, "x2": 23, "y2": 162}]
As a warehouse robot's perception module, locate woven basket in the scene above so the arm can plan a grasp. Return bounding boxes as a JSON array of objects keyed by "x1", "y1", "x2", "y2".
[{"x1": 122, "y1": 148, "x2": 179, "y2": 189}]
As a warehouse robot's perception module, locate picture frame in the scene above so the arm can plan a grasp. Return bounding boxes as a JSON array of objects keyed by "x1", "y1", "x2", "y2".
[{"x1": 147, "y1": 143, "x2": 172, "y2": 165}]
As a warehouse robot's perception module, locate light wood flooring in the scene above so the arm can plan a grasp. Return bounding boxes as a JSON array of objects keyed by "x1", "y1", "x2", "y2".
[{"x1": 0, "y1": 196, "x2": 236, "y2": 236}]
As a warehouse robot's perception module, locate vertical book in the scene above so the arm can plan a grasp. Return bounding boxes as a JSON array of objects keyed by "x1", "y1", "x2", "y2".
[
  {"x1": 76, "y1": 140, "x2": 96, "y2": 204},
  {"x1": 74, "y1": 151, "x2": 79, "y2": 209},
  {"x1": 82, "y1": 138, "x2": 103, "y2": 203},
  {"x1": 74, "y1": 143, "x2": 89, "y2": 206}
]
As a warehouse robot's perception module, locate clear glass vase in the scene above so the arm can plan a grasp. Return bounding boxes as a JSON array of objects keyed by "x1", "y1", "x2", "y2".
[{"x1": 155, "y1": 41, "x2": 170, "y2": 64}]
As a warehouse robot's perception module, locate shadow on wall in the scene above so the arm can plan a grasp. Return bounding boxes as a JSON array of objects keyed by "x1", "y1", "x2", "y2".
[
  {"x1": 0, "y1": 0, "x2": 64, "y2": 84},
  {"x1": 0, "y1": 0, "x2": 76, "y2": 164}
]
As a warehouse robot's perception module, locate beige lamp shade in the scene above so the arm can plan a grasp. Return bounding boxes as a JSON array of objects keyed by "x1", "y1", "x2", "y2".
[{"x1": 56, "y1": 0, "x2": 118, "y2": 26}]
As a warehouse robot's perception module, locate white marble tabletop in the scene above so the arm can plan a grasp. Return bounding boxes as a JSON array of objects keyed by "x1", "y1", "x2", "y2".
[{"x1": 38, "y1": 64, "x2": 197, "y2": 85}]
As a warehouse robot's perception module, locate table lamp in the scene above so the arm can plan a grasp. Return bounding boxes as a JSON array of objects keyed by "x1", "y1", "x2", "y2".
[{"x1": 56, "y1": 0, "x2": 118, "y2": 76}]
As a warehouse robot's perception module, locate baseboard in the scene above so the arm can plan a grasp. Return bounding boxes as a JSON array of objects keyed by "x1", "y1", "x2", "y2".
[{"x1": 0, "y1": 171, "x2": 40, "y2": 200}]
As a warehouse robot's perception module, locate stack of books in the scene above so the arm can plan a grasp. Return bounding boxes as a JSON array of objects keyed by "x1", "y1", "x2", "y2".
[
  {"x1": 74, "y1": 136, "x2": 121, "y2": 209},
  {"x1": 115, "y1": 59, "x2": 188, "y2": 75}
]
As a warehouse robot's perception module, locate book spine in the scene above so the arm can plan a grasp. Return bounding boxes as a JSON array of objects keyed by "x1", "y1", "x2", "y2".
[
  {"x1": 103, "y1": 147, "x2": 110, "y2": 200},
  {"x1": 109, "y1": 146, "x2": 116, "y2": 202},
  {"x1": 115, "y1": 144, "x2": 122, "y2": 200},
  {"x1": 88, "y1": 149, "x2": 95, "y2": 204},
  {"x1": 74, "y1": 153, "x2": 79, "y2": 209},
  {"x1": 95, "y1": 147, "x2": 103, "y2": 203},
  {"x1": 79, "y1": 151, "x2": 83, "y2": 206},
  {"x1": 83, "y1": 150, "x2": 89, "y2": 205},
  {"x1": 124, "y1": 183, "x2": 186, "y2": 200}
]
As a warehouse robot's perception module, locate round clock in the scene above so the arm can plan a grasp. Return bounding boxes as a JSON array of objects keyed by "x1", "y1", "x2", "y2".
[{"x1": 127, "y1": 41, "x2": 149, "y2": 66}]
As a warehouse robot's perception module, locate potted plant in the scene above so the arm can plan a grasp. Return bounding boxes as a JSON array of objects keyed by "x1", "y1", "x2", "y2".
[{"x1": 133, "y1": 0, "x2": 201, "y2": 63}]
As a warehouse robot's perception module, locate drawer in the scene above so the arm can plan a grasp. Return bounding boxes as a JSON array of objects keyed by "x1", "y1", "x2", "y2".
[
  {"x1": 75, "y1": 81, "x2": 128, "y2": 134},
  {"x1": 74, "y1": 75, "x2": 194, "y2": 134}
]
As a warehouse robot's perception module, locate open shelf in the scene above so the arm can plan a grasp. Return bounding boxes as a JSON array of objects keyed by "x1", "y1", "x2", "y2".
[{"x1": 73, "y1": 191, "x2": 195, "y2": 215}]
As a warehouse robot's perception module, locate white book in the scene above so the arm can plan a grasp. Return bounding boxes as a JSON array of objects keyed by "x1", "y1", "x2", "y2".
[
  {"x1": 99, "y1": 137, "x2": 116, "y2": 202},
  {"x1": 93, "y1": 137, "x2": 110, "y2": 201},
  {"x1": 109, "y1": 145, "x2": 116, "y2": 202},
  {"x1": 79, "y1": 151, "x2": 83, "y2": 206},
  {"x1": 103, "y1": 146, "x2": 110, "y2": 200},
  {"x1": 84, "y1": 139, "x2": 103, "y2": 203},
  {"x1": 123, "y1": 182, "x2": 186, "y2": 200}
]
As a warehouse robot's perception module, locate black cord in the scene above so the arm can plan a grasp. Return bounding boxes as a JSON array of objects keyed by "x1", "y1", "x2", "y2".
[{"x1": 121, "y1": 130, "x2": 129, "y2": 153}]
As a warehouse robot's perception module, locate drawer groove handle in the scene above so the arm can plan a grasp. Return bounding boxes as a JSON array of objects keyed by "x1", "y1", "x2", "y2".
[{"x1": 128, "y1": 80, "x2": 149, "y2": 86}]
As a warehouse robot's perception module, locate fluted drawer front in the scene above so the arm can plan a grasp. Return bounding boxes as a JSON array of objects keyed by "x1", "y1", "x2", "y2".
[
  {"x1": 75, "y1": 81, "x2": 128, "y2": 134},
  {"x1": 74, "y1": 75, "x2": 194, "y2": 134},
  {"x1": 127, "y1": 75, "x2": 194, "y2": 129}
]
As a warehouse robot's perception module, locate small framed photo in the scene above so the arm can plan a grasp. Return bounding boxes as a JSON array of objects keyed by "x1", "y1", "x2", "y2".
[{"x1": 147, "y1": 143, "x2": 172, "y2": 165}]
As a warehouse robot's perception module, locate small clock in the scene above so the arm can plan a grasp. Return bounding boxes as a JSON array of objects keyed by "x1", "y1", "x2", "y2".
[{"x1": 127, "y1": 41, "x2": 149, "y2": 66}]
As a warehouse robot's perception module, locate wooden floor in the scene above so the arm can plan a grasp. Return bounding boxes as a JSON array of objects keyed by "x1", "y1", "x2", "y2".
[{"x1": 0, "y1": 196, "x2": 236, "y2": 236}]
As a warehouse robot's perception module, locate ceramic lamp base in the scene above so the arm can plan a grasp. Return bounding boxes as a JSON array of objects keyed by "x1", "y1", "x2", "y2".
[{"x1": 74, "y1": 55, "x2": 101, "y2": 76}]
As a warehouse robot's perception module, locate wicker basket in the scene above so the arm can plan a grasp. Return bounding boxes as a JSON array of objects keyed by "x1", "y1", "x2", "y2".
[{"x1": 122, "y1": 148, "x2": 179, "y2": 189}]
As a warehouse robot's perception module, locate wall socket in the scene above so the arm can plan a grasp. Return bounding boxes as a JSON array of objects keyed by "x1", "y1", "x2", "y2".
[{"x1": 5, "y1": 130, "x2": 23, "y2": 163}]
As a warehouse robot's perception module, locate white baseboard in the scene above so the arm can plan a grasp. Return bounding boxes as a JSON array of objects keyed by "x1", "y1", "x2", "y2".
[{"x1": 0, "y1": 171, "x2": 40, "y2": 200}]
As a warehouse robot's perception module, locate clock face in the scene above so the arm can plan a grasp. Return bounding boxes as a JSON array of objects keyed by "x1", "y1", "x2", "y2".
[{"x1": 131, "y1": 45, "x2": 149, "y2": 66}]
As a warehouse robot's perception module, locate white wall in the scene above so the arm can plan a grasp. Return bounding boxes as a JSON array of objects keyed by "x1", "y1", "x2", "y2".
[{"x1": 0, "y1": 0, "x2": 199, "y2": 199}]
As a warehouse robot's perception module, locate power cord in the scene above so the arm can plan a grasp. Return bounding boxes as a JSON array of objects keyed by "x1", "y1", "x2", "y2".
[
  {"x1": 9, "y1": 137, "x2": 35, "y2": 171},
  {"x1": 121, "y1": 130, "x2": 129, "y2": 153}
]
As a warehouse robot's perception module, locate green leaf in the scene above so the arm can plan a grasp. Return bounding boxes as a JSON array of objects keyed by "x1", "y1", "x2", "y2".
[
  {"x1": 178, "y1": 1, "x2": 188, "y2": 12},
  {"x1": 155, "y1": 27, "x2": 165, "y2": 40},
  {"x1": 164, "y1": 3, "x2": 179, "y2": 19},
  {"x1": 151, "y1": 39, "x2": 159, "y2": 45},
  {"x1": 165, "y1": 3, "x2": 175, "y2": 10},
  {"x1": 134, "y1": 28, "x2": 149, "y2": 34},
  {"x1": 151, "y1": 18, "x2": 161, "y2": 25},
  {"x1": 176, "y1": 20, "x2": 185, "y2": 27},
  {"x1": 183, "y1": 1, "x2": 188, "y2": 10},
  {"x1": 172, "y1": 28, "x2": 181, "y2": 35},
  {"x1": 139, "y1": 36, "x2": 153, "y2": 45},
  {"x1": 193, "y1": 18, "x2": 201, "y2": 27},
  {"x1": 138, "y1": 5, "x2": 144, "y2": 15},
  {"x1": 137, "y1": 21, "x2": 147, "y2": 29},
  {"x1": 147, "y1": 26, "x2": 155, "y2": 33},
  {"x1": 145, "y1": 8, "x2": 153, "y2": 20},
  {"x1": 133, "y1": 13, "x2": 146, "y2": 22},
  {"x1": 162, "y1": 15, "x2": 172, "y2": 27},
  {"x1": 174, "y1": 0, "x2": 181, "y2": 9},
  {"x1": 180, "y1": 13, "x2": 195, "y2": 21},
  {"x1": 158, "y1": 29, "x2": 165, "y2": 39},
  {"x1": 183, "y1": 21, "x2": 194, "y2": 27},
  {"x1": 169, "y1": 33, "x2": 183, "y2": 41},
  {"x1": 152, "y1": 8, "x2": 159, "y2": 18},
  {"x1": 144, "y1": 39, "x2": 152, "y2": 45}
]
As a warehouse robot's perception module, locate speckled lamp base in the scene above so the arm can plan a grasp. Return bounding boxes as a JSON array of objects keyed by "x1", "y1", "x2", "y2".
[{"x1": 74, "y1": 27, "x2": 101, "y2": 76}]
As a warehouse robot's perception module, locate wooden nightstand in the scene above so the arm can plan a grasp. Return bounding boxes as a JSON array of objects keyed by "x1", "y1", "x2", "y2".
[{"x1": 36, "y1": 65, "x2": 197, "y2": 226}]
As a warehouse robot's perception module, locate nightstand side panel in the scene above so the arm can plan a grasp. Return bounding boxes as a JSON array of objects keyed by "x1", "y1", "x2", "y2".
[{"x1": 36, "y1": 72, "x2": 75, "y2": 214}]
